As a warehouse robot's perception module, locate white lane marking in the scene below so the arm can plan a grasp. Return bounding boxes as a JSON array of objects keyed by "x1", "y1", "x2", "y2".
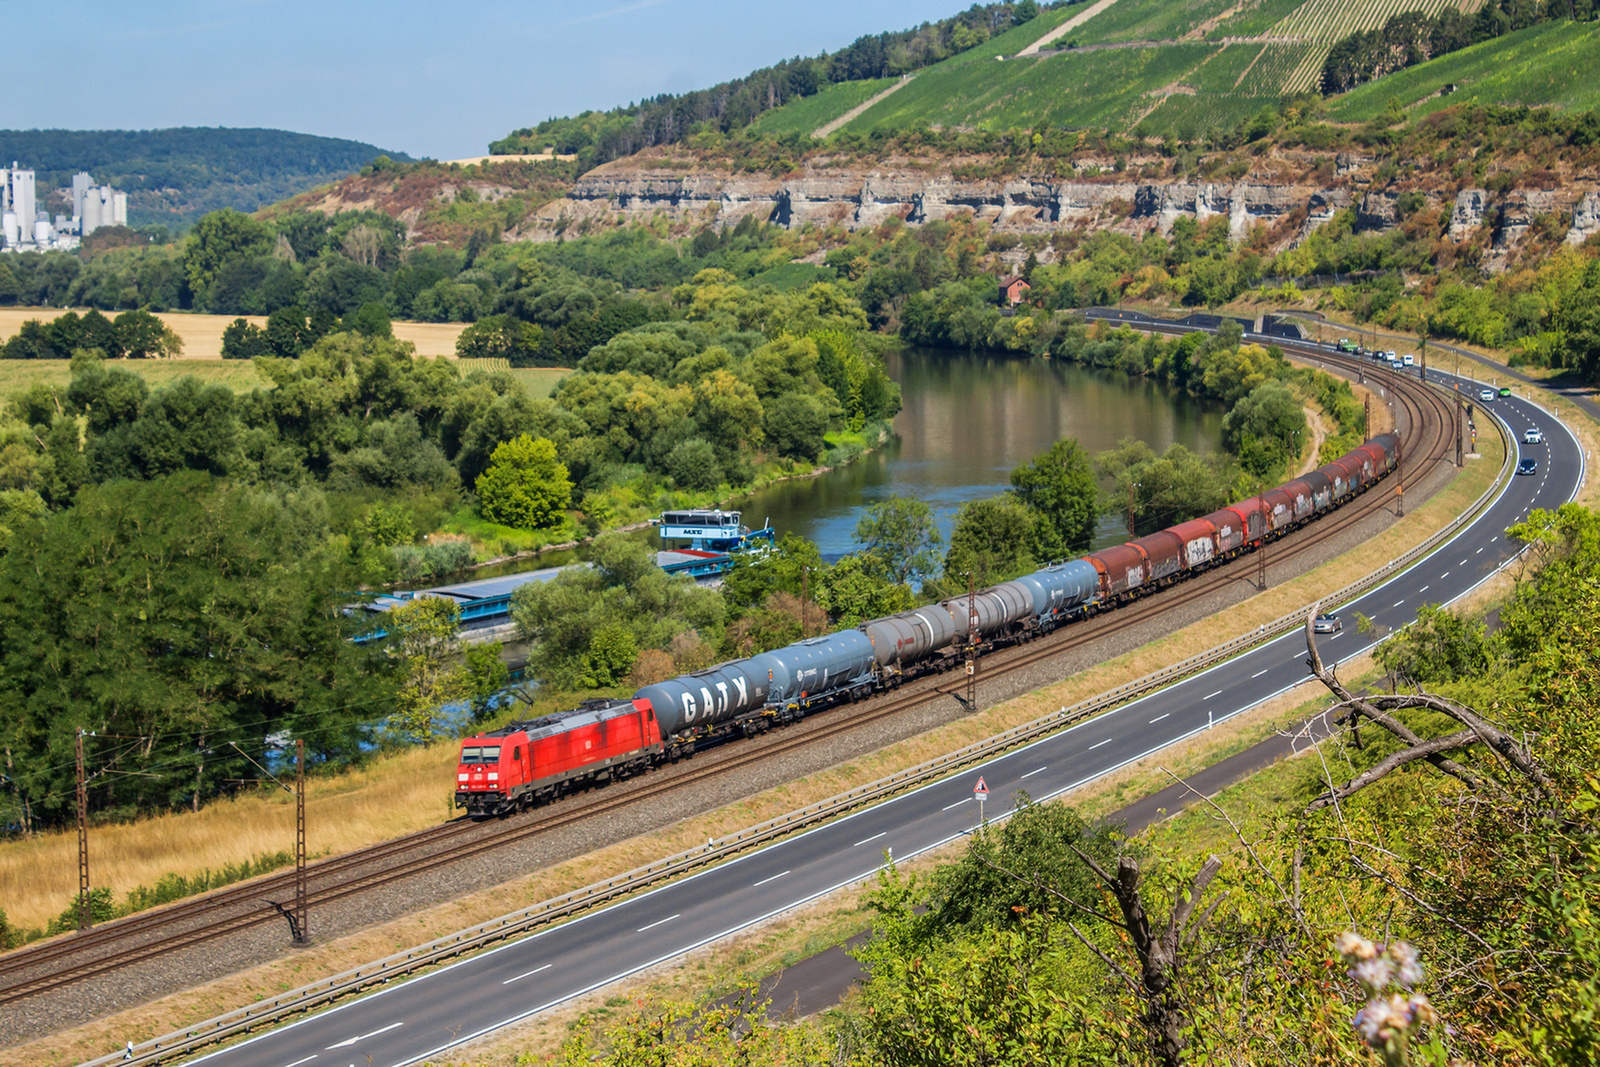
[
  {"x1": 1459, "y1": 559, "x2": 1468, "y2": 566},
  {"x1": 1393, "y1": 600, "x2": 1405, "y2": 607},
  {"x1": 283, "y1": 1058, "x2": 318, "y2": 1067},
  {"x1": 1440, "y1": 571, "x2": 1450, "y2": 578},
  {"x1": 1203, "y1": 690, "x2": 1222, "y2": 700},
  {"x1": 1477, "y1": 547, "x2": 1485, "y2": 554},
  {"x1": 853, "y1": 831, "x2": 887, "y2": 847},
  {"x1": 943, "y1": 797, "x2": 971, "y2": 810},
  {"x1": 752, "y1": 870, "x2": 791, "y2": 887},
  {"x1": 1419, "y1": 585, "x2": 1429, "y2": 593},
  {"x1": 1251, "y1": 669, "x2": 1269, "y2": 679},
  {"x1": 1020, "y1": 766, "x2": 1048, "y2": 779},
  {"x1": 503, "y1": 963, "x2": 552, "y2": 985},
  {"x1": 1148, "y1": 713, "x2": 1170, "y2": 723},
  {"x1": 637, "y1": 914, "x2": 680, "y2": 933},
  {"x1": 327, "y1": 1022, "x2": 402, "y2": 1048},
  {"x1": 1089, "y1": 738, "x2": 1112, "y2": 750}
]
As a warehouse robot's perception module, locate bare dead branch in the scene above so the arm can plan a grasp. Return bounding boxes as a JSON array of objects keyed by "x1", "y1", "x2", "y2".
[{"x1": 1305, "y1": 729, "x2": 1481, "y2": 811}]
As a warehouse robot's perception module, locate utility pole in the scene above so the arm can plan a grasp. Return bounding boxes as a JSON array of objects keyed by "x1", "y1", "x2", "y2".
[
  {"x1": 294, "y1": 739, "x2": 308, "y2": 945},
  {"x1": 1256, "y1": 496, "x2": 1268, "y2": 591},
  {"x1": 1454, "y1": 387, "x2": 1465, "y2": 468},
  {"x1": 965, "y1": 572, "x2": 977, "y2": 712},
  {"x1": 1126, "y1": 481, "x2": 1138, "y2": 538},
  {"x1": 76, "y1": 729, "x2": 89, "y2": 931},
  {"x1": 1419, "y1": 331, "x2": 1428, "y2": 382},
  {"x1": 1364, "y1": 395, "x2": 1371, "y2": 437},
  {"x1": 1396, "y1": 436, "x2": 1406, "y2": 518}
]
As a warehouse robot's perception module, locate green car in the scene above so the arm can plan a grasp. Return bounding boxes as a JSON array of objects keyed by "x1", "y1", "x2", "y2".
[{"x1": 1498, "y1": 386, "x2": 1512, "y2": 397}]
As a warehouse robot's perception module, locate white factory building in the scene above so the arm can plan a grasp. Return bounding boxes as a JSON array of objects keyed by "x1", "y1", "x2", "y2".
[{"x1": 2, "y1": 164, "x2": 127, "y2": 252}]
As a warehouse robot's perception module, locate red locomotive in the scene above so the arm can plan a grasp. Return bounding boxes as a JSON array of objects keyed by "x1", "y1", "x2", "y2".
[{"x1": 455, "y1": 698, "x2": 665, "y2": 816}]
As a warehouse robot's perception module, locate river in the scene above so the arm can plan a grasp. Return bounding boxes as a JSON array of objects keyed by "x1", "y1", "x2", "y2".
[{"x1": 735, "y1": 347, "x2": 1227, "y2": 560}]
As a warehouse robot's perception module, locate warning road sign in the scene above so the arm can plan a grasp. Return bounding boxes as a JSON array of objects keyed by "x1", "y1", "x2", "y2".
[{"x1": 973, "y1": 776, "x2": 988, "y2": 800}]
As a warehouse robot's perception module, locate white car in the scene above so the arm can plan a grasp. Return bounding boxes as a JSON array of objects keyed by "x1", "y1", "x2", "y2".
[
  {"x1": 1402, "y1": 353, "x2": 1415, "y2": 366},
  {"x1": 1523, "y1": 428, "x2": 1544, "y2": 444},
  {"x1": 1479, "y1": 389, "x2": 1496, "y2": 402}
]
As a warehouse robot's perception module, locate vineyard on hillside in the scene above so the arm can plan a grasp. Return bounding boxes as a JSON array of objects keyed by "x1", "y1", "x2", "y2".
[
  {"x1": 1324, "y1": 17, "x2": 1600, "y2": 121},
  {"x1": 749, "y1": 78, "x2": 898, "y2": 137},
  {"x1": 1268, "y1": 0, "x2": 1483, "y2": 89}
]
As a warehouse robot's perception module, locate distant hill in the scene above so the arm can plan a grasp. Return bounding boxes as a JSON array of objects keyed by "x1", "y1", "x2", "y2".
[{"x1": 0, "y1": 127, "x2": 411, "y2": 230}]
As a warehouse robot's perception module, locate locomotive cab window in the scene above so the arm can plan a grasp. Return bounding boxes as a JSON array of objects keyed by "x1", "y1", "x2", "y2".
[
  {"x1": 512, "y1": 746, "x2": 521, "y2": 761},
  {"x1": 461, "y1": 745, "x2": 500, "y2": 764}
]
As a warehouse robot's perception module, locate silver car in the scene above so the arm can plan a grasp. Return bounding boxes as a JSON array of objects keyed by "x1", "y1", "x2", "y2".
[{"x1": 1312, "y1": 613, "x2": 1342, "y2": 633}]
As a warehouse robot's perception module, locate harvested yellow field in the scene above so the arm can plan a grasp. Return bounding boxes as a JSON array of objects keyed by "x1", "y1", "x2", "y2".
[{"x1": 0, "y1": 308, "x2": 468, "y2": 360}]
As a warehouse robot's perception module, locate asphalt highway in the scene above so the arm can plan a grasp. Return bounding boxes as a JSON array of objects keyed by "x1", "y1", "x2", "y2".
[{"x1": 190, "y1": 364, "x2": 1584, "y2": 1067}]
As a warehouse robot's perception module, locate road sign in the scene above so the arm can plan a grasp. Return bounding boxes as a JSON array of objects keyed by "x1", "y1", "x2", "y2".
[{"x1": 973, "y1": 777, "x2": 988, "y2": 800}]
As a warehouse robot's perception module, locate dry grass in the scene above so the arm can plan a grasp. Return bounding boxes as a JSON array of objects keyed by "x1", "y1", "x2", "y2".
[
  {"x1": 0, "y1": 308, "x2": 468, "y2": 360},
  {"x1": 13, "y1": 426, "x2": 1510, "y2": 1064},
  {"x1": 0, "y1": 746, "x2": 458, "y2": 935}
]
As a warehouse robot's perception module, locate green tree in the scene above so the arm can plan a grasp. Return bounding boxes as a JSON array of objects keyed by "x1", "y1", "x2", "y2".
[
  {"x1": 1222, "y1": 380, "x2": 1307, "y2": 477},
  {"x1": 113, "y1": 310, "x2": 182, "y2": 359},
  {"x1": 763, "y1": 391, "x2": 829, "y2": 461},
  {"x1": 220, "y1": 317, "x2": 271, "y2": 360},
  {"x1": 944, "y1": 494, "x2": 1047, "y2": 587},
  {"x1": 582, "y1": 622, "x2": 639, "y2": 687},
  {"x1": 463, "y1": 642, "x2": 510, "y2": 720},
  {"x1": 817, "y1": 553, "x2": 915, "y2": 626},
  {"x1": 0, "y1": 473, "x2": 388, "y2": 823},
  {"x1": 474, "y1": 434, "x2": 572, "y2": 530},
  {"x1": 344, "y1": 301, "x2": 393, "y2": 339},
  {"x1": 384, "y1": 596, "x2": 468, "y2": 741},
  {"x1": 1096, "y1": 439, "x2": 1238, "y2": 535},
  {"x1": 855, "y1": 496, "x2": 942, "y2": 585},
  {"x1": 1010, "y1": 437, "x2": 1098, "y2": 553},
  {"x1": 184, "y1": 209, "x2": 273, "y2": 300}
]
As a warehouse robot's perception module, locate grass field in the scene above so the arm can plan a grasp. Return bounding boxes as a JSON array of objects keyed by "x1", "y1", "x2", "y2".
[
  {"x1": 0, "y1": 309, "x2": 468, "y2": 360},
  {"x1": 1325, "y1": 18, "x2": 1600, "y2": 121},
  {"x1": 0, "y1": 359, "x2": 272, "y2": 398},
  {"x1": 750, "y1": 78, "x2": 898, "y2": 136}
]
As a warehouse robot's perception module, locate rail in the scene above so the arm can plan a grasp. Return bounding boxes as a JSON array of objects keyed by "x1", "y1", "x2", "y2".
[{"x1": 83, "y1": 395, "x2": 1513, "y2": 1067}]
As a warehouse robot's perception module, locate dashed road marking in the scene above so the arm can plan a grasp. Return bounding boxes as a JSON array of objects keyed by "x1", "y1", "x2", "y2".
[
  {"x1": 637, "y1": 914, "x2": 680, "y2": 933},
  {"x1": 752, "y1": 870, "x2": 790, "y2": 888},
  {"x1": 1148, "y1": 713, "x2": 1170, "y2": 723},
  {"x1": 943, "y1": 797, "x2": 971, "y2": 811},
  {"x1": 1203, "y1": 690, "x2": 1222, "y2": 700},
  {"x1": 853, "y1": 831, "x2": 887, "y2": 848},
  {"x1": 1020, "y1": 766, "x2": 1048, "y2": 779},
  {"x1": 1251, "y1": 669, "x2": 1269, "y2": 679},
  {"x1": 327, "y1": 1022, "x2": 402, "y2": 1049},
  {"x1": 503, "y1": 963, "x2": 552, "y2": 985},
  {"x1": 1089, "y1": 738, "x2": 1112, "y2": 750}
]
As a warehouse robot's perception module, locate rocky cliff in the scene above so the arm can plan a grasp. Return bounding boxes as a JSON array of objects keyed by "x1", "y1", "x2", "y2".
[{"x1": 512, "y1": 151, "x2": 1599, "y2": 268}]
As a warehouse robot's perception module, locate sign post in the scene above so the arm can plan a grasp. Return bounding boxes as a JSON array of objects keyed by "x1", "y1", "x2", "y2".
[{"x1": 973, "y1": 776, "x2": 989, "y2": 827}]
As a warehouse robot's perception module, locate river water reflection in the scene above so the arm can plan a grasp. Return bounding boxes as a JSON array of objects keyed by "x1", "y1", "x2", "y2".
[{"x1": 736, "y1": 347, "x2": 1227, "y2": 560}]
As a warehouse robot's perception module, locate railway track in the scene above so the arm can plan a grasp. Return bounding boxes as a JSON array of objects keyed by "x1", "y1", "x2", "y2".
[{"x1": 0, "y1": 345, "x2": 1458, "y2": 1007}]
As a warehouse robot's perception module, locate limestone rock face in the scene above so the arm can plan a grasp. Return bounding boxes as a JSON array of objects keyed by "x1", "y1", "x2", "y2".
[
  {"x1": 1567, "y1": 191, "x2": 1600, "y2": 245},
  {"x1": 1449, "y1": 189, "x2": 1489, "y2": 240},
  {"x1": 528, "y1": 162, "x2": 1550, "y2": 261}
]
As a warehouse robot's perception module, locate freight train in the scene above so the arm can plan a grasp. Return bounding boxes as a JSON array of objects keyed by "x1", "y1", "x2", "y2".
[{"x1": 455, "y1": 433, "x2": 1401, "y2": 816}]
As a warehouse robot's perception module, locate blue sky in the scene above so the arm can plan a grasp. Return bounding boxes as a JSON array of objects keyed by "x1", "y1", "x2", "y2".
[{"x1": 10, "y1": 1, "x2": 958, "y2": 159}]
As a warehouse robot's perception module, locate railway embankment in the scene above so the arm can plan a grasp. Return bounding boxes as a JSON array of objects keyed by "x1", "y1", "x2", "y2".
[{"x1": 4, "y1": 355, "x2": 1500, "y2": 1063}]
